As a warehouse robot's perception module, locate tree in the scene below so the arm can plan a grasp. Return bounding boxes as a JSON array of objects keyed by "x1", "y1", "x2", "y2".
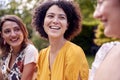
[{"x1": 76, "y1": 0, "x2": 97, "y2": 25}]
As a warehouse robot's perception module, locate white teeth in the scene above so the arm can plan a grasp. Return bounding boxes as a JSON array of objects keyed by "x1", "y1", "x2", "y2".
[
  {"x1": 50, "y1": 26, "x2": 60, "y2": 30},
  {"x1": 11, "y1": 38, "x2": 18, "y2": 42}
]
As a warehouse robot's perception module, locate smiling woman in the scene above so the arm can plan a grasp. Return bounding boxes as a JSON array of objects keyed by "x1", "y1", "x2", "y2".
[
  {"x1": 89, "y1": 0, "x2": 120, "y2": 80},
  {"x1": 32, "y1": 1, "x2": 89, "y2": 80},
  {"x1": 0, "y1": 15, "x2": 38, "y2": 80}
]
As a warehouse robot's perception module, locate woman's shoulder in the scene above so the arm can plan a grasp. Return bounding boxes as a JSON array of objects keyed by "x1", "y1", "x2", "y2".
[
  {"x1": 39, "y1": 46, "x2": 49, "y2": 53},
  {"x1": 111, "y1": 43, "x2": 120, "y2": 54},
  {"x1": 24, "y1": 44, "x2": 38, "y2": 51},
  {"x1": 65, "y1": 41, "x2": 85, "y2": 58},
  {"x1": 66, "y1": 41, "x2": 80, "y2": 47},
  {"x1": 66, "y1": 41, "x2": 84, "y2": 52},
  {"x1": 23, "y1": 43, "x2": 38, "y2": 56},
  {"x1": 38, "y1": 47, "x2": 49, "y2": 62},
  {"x1": 107, "y1": 41, "x2": 120, "y2": 55}
]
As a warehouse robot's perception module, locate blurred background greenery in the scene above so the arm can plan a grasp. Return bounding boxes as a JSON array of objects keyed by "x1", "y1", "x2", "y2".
[{"x1": 0, "y1": 0, "x2": 119, "y2": 68}]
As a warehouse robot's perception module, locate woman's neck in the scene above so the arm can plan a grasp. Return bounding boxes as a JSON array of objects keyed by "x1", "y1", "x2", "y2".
[
  {"x1": 49, "y1": 38, "x2": 67, "y2": 54},
  {"x1": 11, "y1": 45, "x2": 22, "y2": 55}
]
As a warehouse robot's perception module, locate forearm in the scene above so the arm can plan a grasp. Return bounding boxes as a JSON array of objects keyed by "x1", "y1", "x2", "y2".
[
  {"x1": 0, "y1": 70, "x2": 3, "y2": 80},
  {"x1": 21, "y1": 63, "x2": 36, "y2": 80}
]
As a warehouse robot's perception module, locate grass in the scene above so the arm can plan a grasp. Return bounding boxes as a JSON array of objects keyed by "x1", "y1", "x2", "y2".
[{"x1": 86, "y1": 55, "x2": 95, "y2": 68}]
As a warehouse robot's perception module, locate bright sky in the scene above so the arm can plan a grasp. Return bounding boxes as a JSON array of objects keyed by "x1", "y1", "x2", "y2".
[
  {"x1": 0, "y1": 0, "x2": 10, "y2": 4},
  {"x1": 18, "y1": 0, "x2": 36, "y2": 9},
  {"x1": 0, "y1": 0, "x2": 36, "y2": 10},
  {"x1": 0, "y1": 0, "x2": 10, "y2": 9}
]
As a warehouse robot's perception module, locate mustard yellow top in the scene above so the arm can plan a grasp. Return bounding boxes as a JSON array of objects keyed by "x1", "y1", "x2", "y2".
[{"x1": 37, "y1": 41, "x2": 89, "y2": 80}]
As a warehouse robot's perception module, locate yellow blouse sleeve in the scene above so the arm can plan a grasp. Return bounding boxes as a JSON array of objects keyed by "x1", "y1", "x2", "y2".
[
  {"x1": 64, "y1": 46, "x2": 89, "y2": 80},
  {"x1": 37, "y1": 49, "x2": 47, "y2": 79},
  {"x1": 37, "y1": 50, "x2": 42, "y2": 79}
]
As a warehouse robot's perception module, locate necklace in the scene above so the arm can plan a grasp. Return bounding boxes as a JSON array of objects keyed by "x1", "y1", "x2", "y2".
[
  {"x1": 10, "y1": 47, "x2": 19, "y2": 56},
  {"x1": 11, "y1": 52, "x2": 18, "y2": 56}
]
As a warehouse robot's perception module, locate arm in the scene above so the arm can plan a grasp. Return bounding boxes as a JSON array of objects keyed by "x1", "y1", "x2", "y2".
[
  {"x1": 65, "y1": 47, "x2": 89, "y2": 80},
  {"x1": 0, "y1": 69, "x2": 3, "y2": 80},
  {"x1": 21, "y1": 62, "x2": 36, "y2": 80},
  {"x1": 21, "y1": 44, "x2": 38, "y2": 80}
]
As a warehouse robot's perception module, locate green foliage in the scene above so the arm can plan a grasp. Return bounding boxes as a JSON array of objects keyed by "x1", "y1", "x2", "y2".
[
  {"x1": 31, "y1": 32, "x2": 49, "y2": 50},
  {"x1": 0, "y1": 0, "x2": 38, "y2": 48},
  {"x1": 86, "y1": 55, "x2": 95, "y2": 68},
  {"x1": 72, "y1": 23, "x2": 96, "y2": 55},
  {"x1": 76, "y1": 0, "x2": 97, "y2": 24}
]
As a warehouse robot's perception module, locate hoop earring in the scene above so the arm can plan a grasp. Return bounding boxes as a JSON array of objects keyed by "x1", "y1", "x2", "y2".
[{"x1": 4, "y1": 40, "x2": 6, "y2": 45}]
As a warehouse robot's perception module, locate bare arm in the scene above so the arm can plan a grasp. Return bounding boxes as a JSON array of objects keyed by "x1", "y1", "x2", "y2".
[
  {"x1": 21, "y1": 62, "x2": 36, "y2": 80},
  {"x1": 0, "y1": 69, "x2": 3, "y2": 80}
]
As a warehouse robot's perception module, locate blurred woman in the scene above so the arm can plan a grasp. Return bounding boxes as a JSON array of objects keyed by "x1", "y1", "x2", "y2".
[{"x1": 89, "y1": 0, "x2": 120, "y2": 80}]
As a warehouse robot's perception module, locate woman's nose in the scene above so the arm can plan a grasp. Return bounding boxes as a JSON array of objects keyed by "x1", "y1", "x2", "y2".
[
  {"x1": 93, "y1": 6, "x2": 102, "y2": 19},
  {"x1": 10, "y1": 30, "x2": 16, "y2": 36},
  {"x1": 53, "y1": 17, "x2": 59, "y2": 24}
]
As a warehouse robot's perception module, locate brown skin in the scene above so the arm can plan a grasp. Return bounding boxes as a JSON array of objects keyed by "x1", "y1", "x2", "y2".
[
  {"x1": 0, "y1": 70, "x2": 3, "y2": 80},
  {"x1": 21, "y1": 63, "x2": 36, "y2": 80}
]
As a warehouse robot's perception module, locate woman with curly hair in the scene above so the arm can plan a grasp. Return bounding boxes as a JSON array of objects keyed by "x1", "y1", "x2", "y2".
[{"x1": 32, "y1": 1, "x2": 89, "y2": 80}]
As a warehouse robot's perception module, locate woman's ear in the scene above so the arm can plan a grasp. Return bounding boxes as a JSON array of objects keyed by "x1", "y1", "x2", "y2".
[
  {"x1": 67, "y1": 22, "x2": 69, "y2": 28},
  {"x1": 0, "y1": 31, "x2": 3, "y2": 37}
]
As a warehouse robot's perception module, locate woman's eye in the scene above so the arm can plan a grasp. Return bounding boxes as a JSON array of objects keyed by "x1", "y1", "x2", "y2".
[
  {"x1": 46, "y1": 15, "x2": 54, "y2": 18},
  {"x1": 59, "y1": 16, "x2": 66, "y2": 20},
  {"x1": 14, "y1": 28, "x2": 20, "y2": 32},
  {"x1": 59, "y1": 14, "x2": 67, "y2": 20},
  {"x1": 4, "y1": 29, "x2": 11, "y2": 34}
]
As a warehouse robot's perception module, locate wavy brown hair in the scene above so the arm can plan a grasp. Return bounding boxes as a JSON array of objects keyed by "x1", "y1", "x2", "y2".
[{"x1": 0, "y1": 15, "x2": 29, "y2": 56}]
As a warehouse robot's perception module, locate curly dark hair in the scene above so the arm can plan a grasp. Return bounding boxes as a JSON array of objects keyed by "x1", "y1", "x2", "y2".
[{"x1": 32, "y1": 1, "x2": 82, "y2": 40}]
